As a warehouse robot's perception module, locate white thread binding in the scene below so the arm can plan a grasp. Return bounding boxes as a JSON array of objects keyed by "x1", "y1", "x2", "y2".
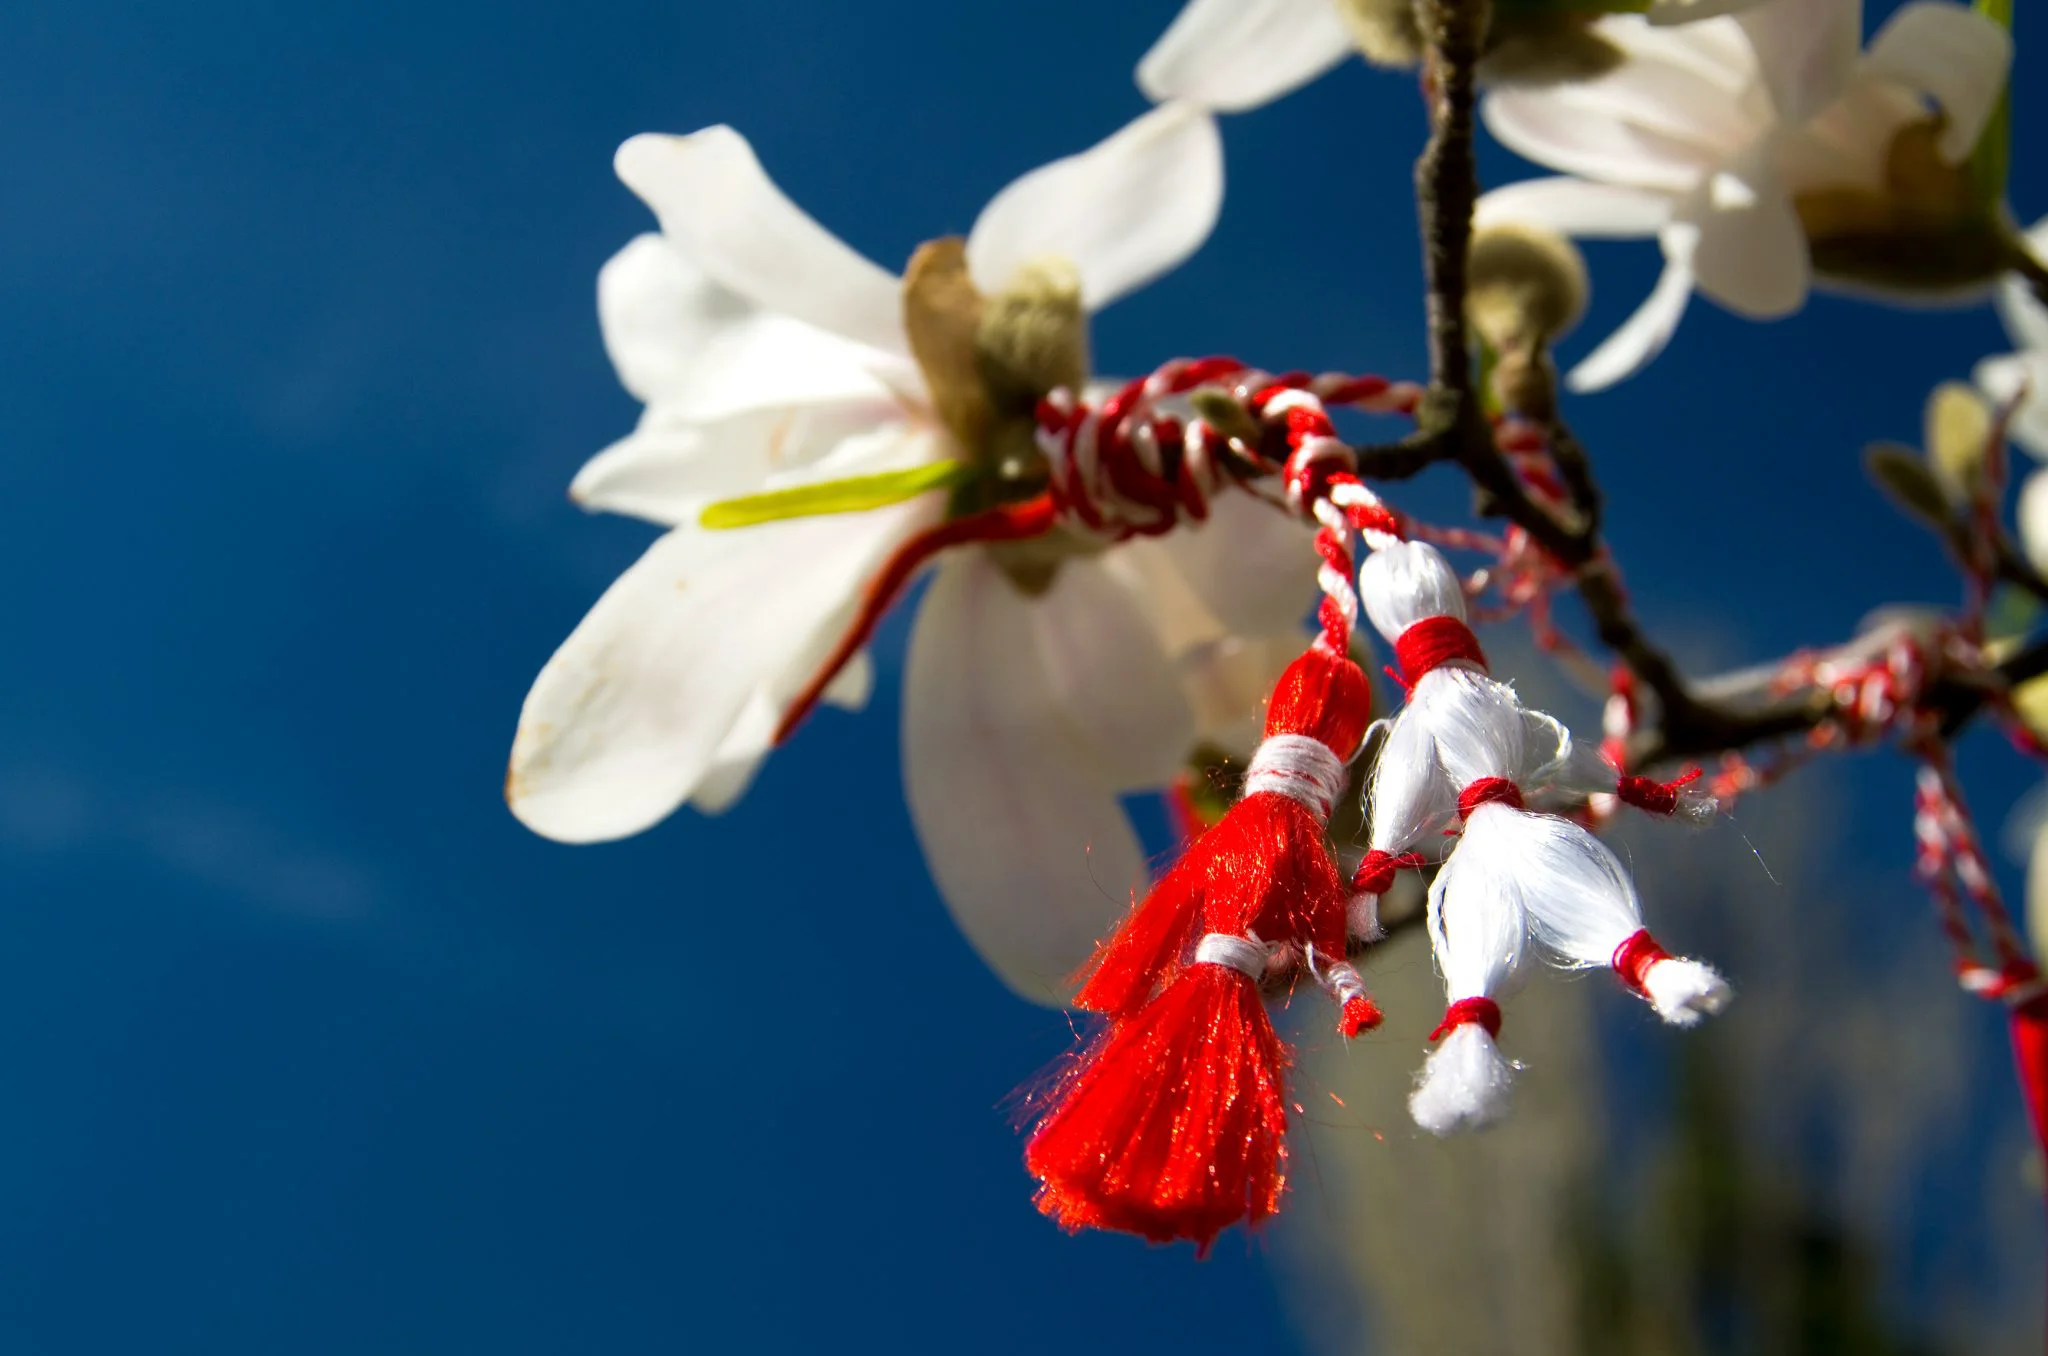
[
  {"x1": 1194, "y1": 933, "x2": 1270, "y2": 980},
  {"x1": 1244, "y1": 734, "x2": 1347, "y2": 822}
]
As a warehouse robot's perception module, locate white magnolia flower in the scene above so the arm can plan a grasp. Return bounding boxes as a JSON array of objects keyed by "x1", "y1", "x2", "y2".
[
  {"x1": 1976, "y1": 215, "x2": 2048, "y2": 460},
  {"x1": 1478, "y1": 0, "x2": 2011, "y2": 390},
  {"x1": 1135, "y1": 0, "x2": 1773, "y2": 112},
  {"x1": 508, "y1": 107, "x2": 1318, "y2": 1004}
]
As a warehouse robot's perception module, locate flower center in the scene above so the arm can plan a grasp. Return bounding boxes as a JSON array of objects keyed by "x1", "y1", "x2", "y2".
[
  {"x1": 1792, "y1": 115, "x2": 2017, "y2": 297},
  {"x1": 901, "y1": 237, "x2": 1098, "y2": 593}
]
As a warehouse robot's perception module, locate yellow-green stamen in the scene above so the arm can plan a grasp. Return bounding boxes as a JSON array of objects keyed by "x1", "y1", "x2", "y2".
[{"x1": 698, "y1": 461, "x2": 972, "y2": 530}]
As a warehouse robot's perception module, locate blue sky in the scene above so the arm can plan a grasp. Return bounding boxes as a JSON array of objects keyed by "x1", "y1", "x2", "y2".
[{"x1": 0, "y1": 0, "x2": 2038, "y2": 1351}]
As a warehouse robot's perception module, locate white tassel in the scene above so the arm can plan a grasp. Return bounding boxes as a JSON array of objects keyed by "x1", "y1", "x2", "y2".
[
  {"x1": 1410, "y1": 814, "x2": 1525, "y2": 1135},
  {"x1": 1352, "y1": 537, "x2": 1732, "y2": 1129}
]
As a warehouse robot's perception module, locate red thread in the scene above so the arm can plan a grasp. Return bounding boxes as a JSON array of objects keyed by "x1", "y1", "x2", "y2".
[
  {"x1": 1611, "y1": 928, "x2": 1670, "y2": 996},
  {"x1": 1395, "y1": 615, "x2": 1489, "y2": 686},
  {"x1": 1428, "y1": 997, "x2": 1502, "y2": 1041},
  {"x1": 1615, "y1": 768, "x2": 1702, "y2": 817},
  {"x1": 773, "y1": 494, "x2": 1056, "y2": 745},
  {"x1": 1339, "y1": 995, "x2": 1383, "y2": 1038},
  {"x1": 1457, "y1": 777, "x2": 1524, "y2": 819},
  {"x1": 1351, "y1": 849, "x2": 1424, "y2": 897}
]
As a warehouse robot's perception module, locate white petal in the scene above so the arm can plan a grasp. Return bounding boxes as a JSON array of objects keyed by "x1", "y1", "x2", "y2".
[
  {"x1": 1536, "y1": 25, "x2": 1763, "y2": 150},
  {"x1": 1736, "y1": 0, "x2": 1861, "y2": 126},
  {"x1": 570, "y1": 407, "x2": 930, "y2": 528},
  {"x1": 1135, "y1": 0, "x2": 1354, "y2": 112},
  {"x1": 902, "y1": 553, "x2": 1151, "y2": 1006},
  {"x1": 1675, "y1": 147, "x2": 1809, "y2": 318},
  {"x1": 965, "y1": 103, "x2": 1223, "y2": 312},
  {"x1": 1482, "y1": 86, "x2": 1728, "y2": 194},
  {"x1": 1565, "y1": 248, "x2": 1698, "y2": 391},
  {"x1": 688, "y1": 695, "x2": 777, "y2": 815},
  {"x1": 508, "y1": 494, "x2": 941, "y2": 843},
  {"x1": 1030, "y1": 557, "x2": 1195, "y2": 792},
  {"x1": 614, "y1": 128, "x2": 908, "y2": 357},
  {"x1": 598, "y1": 234, "x2": 915, "y2": 422},
  {"x1": 2016, "y1": 471, "x2": 2048, "y2": 579},
  {"x1": 1134, "y1": 489, "x2": 1317, "y2": 637},
  {"x1": 822, "y1": 649, "x2": 875, "y2": 711},
  {"x1": 685, "y1": 650, "x2": 873, "y2": 815},
  {"x1": 1998, "y1": 223, "x2": 2048, "y2": 351},
  {"x1": 1647, "y1": 0, "x2": 1774, "y2": 26},
  {"x1": 1976, "y1": 352, "x2": 2048, "y2": 461},
  {"x1": 1476, "y1": 177, "x2": 1673, "y2": 238},
  {"x1": 1860, "y1": 2, "x2": 2012, "y2": 160}
]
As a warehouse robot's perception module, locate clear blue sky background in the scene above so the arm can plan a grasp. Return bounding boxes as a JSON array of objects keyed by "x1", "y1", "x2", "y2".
[{"x1": 0, "y1": 1, "x2": 2038, "y2": 1351}]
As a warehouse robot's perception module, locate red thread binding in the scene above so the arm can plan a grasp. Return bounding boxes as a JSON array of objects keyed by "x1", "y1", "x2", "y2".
[
  {"x1": 1428, "y1": 996, "x2": 1503, "y2": 1041},
  {"x1": 1351, "y1": 849, "x2": 1424, "y2": 897},
  {"x1": 1457, "y1": 777, "x2": 1525, "y2": 819},
  {"x1": 1395, "y1": 615, "x2": 1488, "y2": 687},
  {"x1": 1615, "y1": 768, "x2": 1703, "y2": 817},
  {"x1": 1611, "y1": 928, "x2": 1671, "y2": 996}
]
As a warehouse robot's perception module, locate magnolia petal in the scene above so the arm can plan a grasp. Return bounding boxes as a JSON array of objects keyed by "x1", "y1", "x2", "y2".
[
  {"x1": 1565, "y1": 246, "x2": 1698, "y2": 391},
  {"x1": 1975, "y1": 351, "x2": 2048, "y2": 461},
  {"x1": 685, "y1": 650, "x2": 873, "y2": 815},
  {"x1": 599, "y1": 234, "x2": 915, "y2": 421},
  {"x1": 1029, "y1": 557, "x2": 1195, "y2": 793},
  {"x1": 2016, "y1": 471, "x2": 2048, "y2": 580},
  {"x1": 614, "y1": 128, "x2": 908, "y2": 357},
  {"x1": 688, "y1": 694, "x2": 777, "y2": 815},
  {"x1": 1134, "y1": 0, "x2": 1354, "y2": 113},
  {"x1": 1483, "y1": 86, "x2": 1727, "y2": 195},
  {"x1": 570, "y1": 408, "x2": 927, "y2": 528},
  {"x1": 508, "y1": 494, "x2": 942, "y2": 844},
  {"x1": 1534, "y1": 25, "x2": 1761, "y2": 151},
  {"x1": 1476, "y1": 176, "x2": 1673, "y2": 238},
  {"x1": 1676, "y1": 147, "x2": 1808, "y2": 318},
  {"x1": 1138, "y1": 490, "x2": 1317, "y2": 637},
  {"x1": 1647, "y1": 0, "x2": 1774, "y2": 27},
  {"x1": 902, "y1": 553, "x2": 1151, "y2": 1006},
  {"x1": 1998, "y1": 221, "x2": 2048, "y2": 351},
  {"x1": 1861, "y1": 2, "x2": 2013, "y2": 161},
  {"x1": 965, "y1": 103, "x2": 1223, "y2": 312},
  {"x1": 1736, "y1": 0, "x2": 1860, "y2": 126}
]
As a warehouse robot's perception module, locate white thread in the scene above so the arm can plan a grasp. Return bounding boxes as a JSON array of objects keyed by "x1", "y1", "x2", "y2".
[
  {"x1": 1304, "y1": 944, "x2": 1369, "y2": 1006},
  {"x1": 1194, "y1": 933, "x2": 1269, "y2": 981},
  {"x1": 1246, "y1": 734, "x2": 1347, "y2": 821}
]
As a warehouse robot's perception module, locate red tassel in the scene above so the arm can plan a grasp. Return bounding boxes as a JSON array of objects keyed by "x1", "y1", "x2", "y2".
[
  {"x1": 1072, "y1": 646, "x2": 1372, "y2": 1017},
  {"x1": 1027, "y1": 965, "x2": 1287, "y2": 1254},
  {"x1": 1029, "y1": 645, "x2": 1374, "y2": 1249}
]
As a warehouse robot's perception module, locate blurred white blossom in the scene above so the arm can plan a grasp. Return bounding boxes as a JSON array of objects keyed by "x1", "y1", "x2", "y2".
[
  {"x1": 1976, "y1": 215, "x2": 2048, "y2": 459},
  {"x1": 1479, "y1": 0, "x2": 2011, "y2": 389}
]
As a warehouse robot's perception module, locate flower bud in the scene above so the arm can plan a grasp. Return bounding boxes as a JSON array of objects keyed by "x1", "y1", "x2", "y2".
[
  {"x1": 902, "y1": 237, "x2": 991, "y2": 453},
  {"x1": 1330, "y1": 0, "x2": 1621, "y2": 83},
  {"x1": 1467, "y1": 222, "x2": 1589, "y2": 354},
  {"x1": 1330, "y1": 0, "x2": 1422, "y2": 68},
  {"x1": 1925, "y1": 381, "x2": 1993, "y2": 504},
  {"x1": 975, "y1": 255, "x2": 1088, "y2": 419}
]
